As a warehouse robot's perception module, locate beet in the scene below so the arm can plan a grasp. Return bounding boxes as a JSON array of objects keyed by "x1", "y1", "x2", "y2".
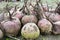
[
  {"x1": 1, "y1": 5, "x2": 21, "y2": 36},
  {"x1": 13, "y1": 11, "x2": 24, "y2": 19},
  {"x1": 49, "y1": 13, "x2": 60, "y2": 22},
  {"x1": 38, "y1": 19, "x2": 52, "y2": 34},
  {"x1": 21, "y1": 1, "x2": 38, "y2": 25},
  {"x1": 21, "y1": 23, "x2": 40, "y2": 40},
  {"x1": 1, "y1": 17, "x2": 21, "y2": 36},
  {"x1": 22, "y1": 15, "x2": 37, "y2": 25},
  {"x1": 53, "y1": 21, "x2": 60, "y2": 34},
  {"x1": 34, "y1": 0, "x2": 52, "y2": 34}
]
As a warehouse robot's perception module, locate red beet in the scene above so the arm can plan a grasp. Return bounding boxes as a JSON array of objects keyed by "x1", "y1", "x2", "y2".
[
  {"x1": 1, "y1": 17, "x2": 21, "y2": 36},
  {"x1": 21, "y1": 1, "x2": 38, "y2": 25},
  {"x1": 34, "y1": 0, "x2": 52, "y2": 34},
  {"x1": 38, "y1": 19, "x2": 52, "y2": 34},
  {"x1": 1, "y1": 5, "x2": 21, "y2": 36},
  {"x1": 22, "y1": 15, "x2": 37, "y2": 25}
]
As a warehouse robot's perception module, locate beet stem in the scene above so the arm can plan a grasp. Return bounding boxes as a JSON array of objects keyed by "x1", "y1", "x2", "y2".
[
  {"x1": 35, "y1": 0, "x2": 46, "y2": 19},
  {"x1": 24, "y1": 0, "x2": 31, "y2": 15},
  {"x1": 7, "y1": 35, "x2": 20, "y2": 40},
  {"x1": 6, "y1": 4, "x2": 12, "y2": 21},
  {"x1": 11, "y1": 5, "x2": 17, "y2": 16},
  {"x1": 46, "y1": 1, "x2": 49, "y2": 12}
]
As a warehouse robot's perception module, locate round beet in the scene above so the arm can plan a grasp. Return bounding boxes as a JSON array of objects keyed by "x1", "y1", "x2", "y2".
[
  {"x1": 38, "y1": 19, "x2": 52, "y2": 34},
  {"x1": 1, "y1": 17, "x2": 21, "y2": 36},
  {"x1": 21, "y1": 23, "x2": 40, "y2": 40},
  {"x1": 22, "y1": 15, "x2": 37, "y2": 25}
]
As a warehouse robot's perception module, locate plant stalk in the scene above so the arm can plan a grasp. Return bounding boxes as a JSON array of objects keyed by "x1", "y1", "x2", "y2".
[
  {"x1": 7, "y1": 35, "x2": 20, "y2": 40},
  {"x1": 6, "y1": 4, "x2": 13, "y2": 21}
]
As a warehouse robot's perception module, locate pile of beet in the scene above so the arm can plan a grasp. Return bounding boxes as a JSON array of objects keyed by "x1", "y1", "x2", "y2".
[{"x1": 0, "y1": 0, "x2": 60, "y2": 40}]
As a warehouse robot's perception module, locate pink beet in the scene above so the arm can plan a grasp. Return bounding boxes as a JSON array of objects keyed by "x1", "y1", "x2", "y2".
[
  {"x1": 49, "y1": 13, "x2": 60, "y2": 22},
  {"x1": 1, "y1": 5, "x2": 21, "y2": 36},
  {"x1": 13, "y1": 11, "x2": 24, "y2": 19},
  {"x1": 38, "y1": 19, "x2": 52, "y2": 34},
  {"x1": 1, "y1": 17, "x2": 21, "y2": 36},
  {"x1": 22, "y1": 15, "x2": 37, "y2": 25}
]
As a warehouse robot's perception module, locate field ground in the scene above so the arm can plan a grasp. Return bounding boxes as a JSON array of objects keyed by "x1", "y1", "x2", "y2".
[{"x1": 0, "y1": 0, "x2": 60, "y2": 40}]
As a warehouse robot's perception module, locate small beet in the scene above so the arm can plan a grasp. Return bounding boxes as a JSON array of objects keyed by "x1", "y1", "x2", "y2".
[
  {"x1": 22, "y1": 15, "x2": 38, "y2": 25},
  {"x1": 0, "y1": 29, "x2": 3, "y2": 39},
  {"x1": 13, "y1": 11, "x2": 24, "y2": 19}
]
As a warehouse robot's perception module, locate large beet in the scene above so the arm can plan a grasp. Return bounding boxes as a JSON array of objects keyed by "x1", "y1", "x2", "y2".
[
  {"x1": 22, "y1": 15, "x2": 37, "y2": 25},
  {"x1": 21, "y1": 23, "x2": 40, "y2": 40},
  {"x1": 1, "y1": 17, "x2": 21, "y2": 36},
  {"x1": 1, "y1": 5, "x2": 21, "y2": 36}
]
